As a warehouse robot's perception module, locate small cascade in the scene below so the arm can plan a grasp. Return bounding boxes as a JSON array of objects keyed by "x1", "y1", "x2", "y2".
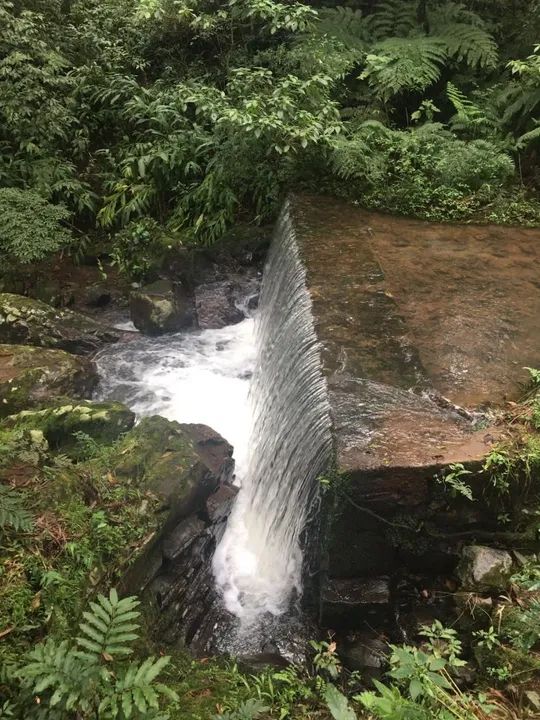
[{"x1": 213, "y1": 202, "x2": 333, "y2": 631}]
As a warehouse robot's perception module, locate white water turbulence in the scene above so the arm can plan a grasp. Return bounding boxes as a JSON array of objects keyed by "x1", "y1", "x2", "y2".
[
  {"x1": 214, "y1": 204, "x2": 333, "y2": 628},
  {"x1": 95, "y1": 316, "x2": 256, "y2": 479}
]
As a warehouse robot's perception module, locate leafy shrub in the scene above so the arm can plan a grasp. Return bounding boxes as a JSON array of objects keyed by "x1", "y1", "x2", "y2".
[
  {"x1": 110, "y1": 218, "x2": 180, "y2": 281},
  {"x1": 0, "y1": 188, "x2": 72, "y2": 269},
  {"x1": 332, "y1": 122, "x2": 516, "y2": 221},
  {"x1": 0, "y1": 485, "x2": 33, "y2": 532}
]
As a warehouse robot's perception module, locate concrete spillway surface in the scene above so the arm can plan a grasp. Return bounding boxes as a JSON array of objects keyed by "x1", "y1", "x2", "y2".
[
  {"x1": 286, "y1": 196, "x2": 540, "y2": 618},
  {"x1": 217, "y1": 195, "x2": 540, "y2": 638}
]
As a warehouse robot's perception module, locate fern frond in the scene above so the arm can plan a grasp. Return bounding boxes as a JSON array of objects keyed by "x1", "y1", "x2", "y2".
[
  {"x1": 361, "y1": 36, "x2": 447, "y2": 98},
  {"x1": 99, "y1": 657, "x2": 178, "y2": 718},
  {"x1": 76, "y1": 589, "x2": 141, "y2": 659},
  {"x1": 446, "y1": 82, "x2": 498, "y2": 136},
  {"x1": 20, "y1": 638, "x2": 99, "y2": 711},
  {"x1": 315, "y1": 7, "x2": 369, "y2": 55},
  {"x1": 516, "y1": 124, "x2": 540, "y2": 150},
  {"x1": 365, "y1": 0, "x2": 417, "y2": 40},
  {"x1": 434, "y1": 22, "x2": 498, "y2": 68},
  {"x1": 0, "y1": 485, "x2": 33, "y2": 532},
  {"x1": 501, "y1": 86, "x2": 540, "y2": 127},
  {"x1": 331, "y1": 121, "x2": 391, "y2": 184}
]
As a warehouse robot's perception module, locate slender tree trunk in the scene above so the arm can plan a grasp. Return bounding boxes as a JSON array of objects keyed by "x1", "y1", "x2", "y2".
[{"x1": 417, "y1": 0, "x2": 429, "y2": 33}]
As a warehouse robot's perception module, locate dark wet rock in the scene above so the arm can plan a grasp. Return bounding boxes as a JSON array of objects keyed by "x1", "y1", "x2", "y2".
[
  {"x1": 130, "y1": 280, "x2": 194, "y2": 335},
  {"x1": 237, "y1": 653, "x2": 290, "y2": 673},
  {"x1": 0, "y1": 344, "x2": 97, "y2": 417},
  {"x1": 0, "y1": 293, "x2": 119, "y2": 354},
  {"x1": 194, "y1": 281, "x2": 245, "y2": 329},
  {"x1": 321, "y1": 577, "x2": 391, "y2": 629},
  {"x1": 194, "y1": 272, "x2": 260, "y2": 329},
  {"x1": 339, "y1": 633, "x2": 389, "y2": 674},
  {"x1": 82, "y1": 284, "x2": 112, "y2": 308},
  {"x1": 0, "y1": 400, "x2": 134, "y2": 451},
  {"x1": 456, "y1": 545, "x2": 513, "y2": 592},
  {"x1": 162, "y1": 516, "x2": 206, "y2": 561},
  {"x1": 118, "y1": 418, "x2": 237, "y2": 651}
]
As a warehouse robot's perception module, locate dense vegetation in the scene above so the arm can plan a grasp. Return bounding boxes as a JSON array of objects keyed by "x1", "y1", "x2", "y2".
[
  {"x1": 0, "y1": 0, "x2": 539, "y2": 275},
  {"x1": 1, "y1": 1, "x2": 540, "y2": 718}
]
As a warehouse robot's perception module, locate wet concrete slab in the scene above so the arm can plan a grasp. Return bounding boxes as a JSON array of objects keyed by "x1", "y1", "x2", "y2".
[
  {"x1": 291, "y1": 195, "x2": 540, "y2": 486},
  {"x1": 292, "y1": 195, "x2": 540, "y2": 409},
  {"x1": 289, "y1": 196, "x2": 540, "y2": 583}
]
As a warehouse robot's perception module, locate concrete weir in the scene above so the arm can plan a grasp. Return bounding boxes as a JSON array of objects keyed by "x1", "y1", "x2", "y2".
[{"x1": 287, "y1": 195, "x2": 540, "y2": 626}]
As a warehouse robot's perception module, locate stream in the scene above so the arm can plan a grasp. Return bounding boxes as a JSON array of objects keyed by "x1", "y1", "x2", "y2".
[{"x1": 95, "y1": 314, "x2": 256, "y2": 482}]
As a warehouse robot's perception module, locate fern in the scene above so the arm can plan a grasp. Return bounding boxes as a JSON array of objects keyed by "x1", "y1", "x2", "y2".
[
  {"x1": 446, "y1": 82, "x2": 499, "y2": 137},
  {"x1": 331, "y1": 121, "x2": 390, "y2": 182},
  {"x1": 434, "y1": 22, "x2": 498, "y2": 68},
  {"x1": 20, "y1": 638, "x2": 99, "y2": 713},
  {"x1": 214, "y1": 699, "x2": 270, "y2": 720},
  {"x1": 98, "y1": 656, "x2": 178, "y2": 718},
  {"x1": 19, "y1": 589, "x2": 177, "y2": 718},
  {"x1": 365, "y1": 0, "x2": 417, "y2": 40},
  {"x1": 502, "y1": 47, "x2": 540, "y2": 134},
  {"x1": 429, "y1": 1, "x2": 498, "y2": 68},
  {"x1": 315, "y1": 7, "x2": 369, "y2": 54},
  {"x1": 0, "y1": 485, "x2": 33, "y2": 532},
  {"x1": 516, "y1": 123, "x2": 540, "y2": 150},
  {"x1": 77, "y1": 588, "x2": 141, "y2": 659},
  {"x1": 361, "y1": 36, "x2": 447, "y2": 98}
]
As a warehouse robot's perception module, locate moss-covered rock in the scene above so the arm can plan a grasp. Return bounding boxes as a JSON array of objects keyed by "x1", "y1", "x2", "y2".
[
  {"x1": 0, "y1": 400, "x2": 134, "y2": 453},
  {"x1": 0, "y1": 293, "x2": 119, "y2": 354},
  {"x1": 116, "y1": 417, "x2": 234, "y2": 597},
  {"x1": 129, "y1": 280, "x2": 194, "y2": 335},
  {"x1": 112, "y1": 416, "x2": 229, "y2": 527},
  {"x1": 0, "y1": 344, "x2": 97, "y2": 417}
]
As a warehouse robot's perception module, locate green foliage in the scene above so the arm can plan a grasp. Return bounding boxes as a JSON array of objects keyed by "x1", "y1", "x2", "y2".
[
  {"x1": 0, "y1": 484, "x2": 33, "y2": 532},
  {"x1": 10, "y1": 589, "x2": 178, "y2": 719},
  {"x1": 0, "y1": 0, "x2": 537, "y2": 252},
  {"x1": 504, "y1": 45, "x2": 540, "y2": 148},
  {"x1": 0, "y1": 188, "x2": 72, "y2": 269},
  {"x1": 331, "y1": 121, "x2": 515, "y2": 221},
  {"x1": 361, "y1": 36, "x2": 447, "y2": 99},
  {"x1": 357, "y1": 622, "x2": 493, "y2": 720},
  {"x1": 310, "y1": 639, "x2": 341, "y2": 679},
  {"x1": 436, "y1": 463, "x2": 474, "y2": 501},
  {"x1": 110, "y1": 218, "x2": 179, "y2": 281},
  {"x1": 324, "y1": 684, "x2": 356, "y2": 720},
  {"x1": 0, "y1": 420, "x2": 162, "y2": 653},
  {"x1": 214, "y1": 699, "x2": 269, "y2": 720}
]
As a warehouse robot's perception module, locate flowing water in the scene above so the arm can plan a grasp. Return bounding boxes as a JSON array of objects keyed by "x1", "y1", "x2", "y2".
[
  {"x1": 95, "y1": 316, "x2": 256, "y2": 480},
  {"x1": 213, "y1": 205, "x2": 333, "y2": 629},
  {"x1": 97, "y1": 206, "x2": 333, "y2": 643}
]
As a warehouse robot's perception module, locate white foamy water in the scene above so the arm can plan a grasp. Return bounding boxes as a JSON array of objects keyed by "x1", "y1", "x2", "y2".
[
  {"x1": 213, "y1": 206, "x2": 333, "y2": 630},
  {"x1": 95, "y1": 318, "x2": 256, "y2": 479}
]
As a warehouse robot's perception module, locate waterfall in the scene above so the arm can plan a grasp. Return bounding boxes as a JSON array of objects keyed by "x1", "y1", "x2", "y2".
[{"x1": 213, "y1": 202, "x2": 333, "y2": 628}]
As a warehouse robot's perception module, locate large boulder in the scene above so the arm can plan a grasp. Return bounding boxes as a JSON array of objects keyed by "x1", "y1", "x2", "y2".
[
  {"x1": 0, "y1": 344, "x2": 98, "y2": 417},
  {"x1": 456, "y1": 545, "x2": 513, "y2": 592},
  {"x1": 1, "y1": 400, "x2": 135, "y2": 452},
  {"x1": 113, "y1": 416, "x2": 234, "y2": 533},
  {"x1": 130, "y1": 280, "x2": 194, "y2": 335},
  {"x1": 0, "y1": 293, "x2": 119, "y2": 354}
]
